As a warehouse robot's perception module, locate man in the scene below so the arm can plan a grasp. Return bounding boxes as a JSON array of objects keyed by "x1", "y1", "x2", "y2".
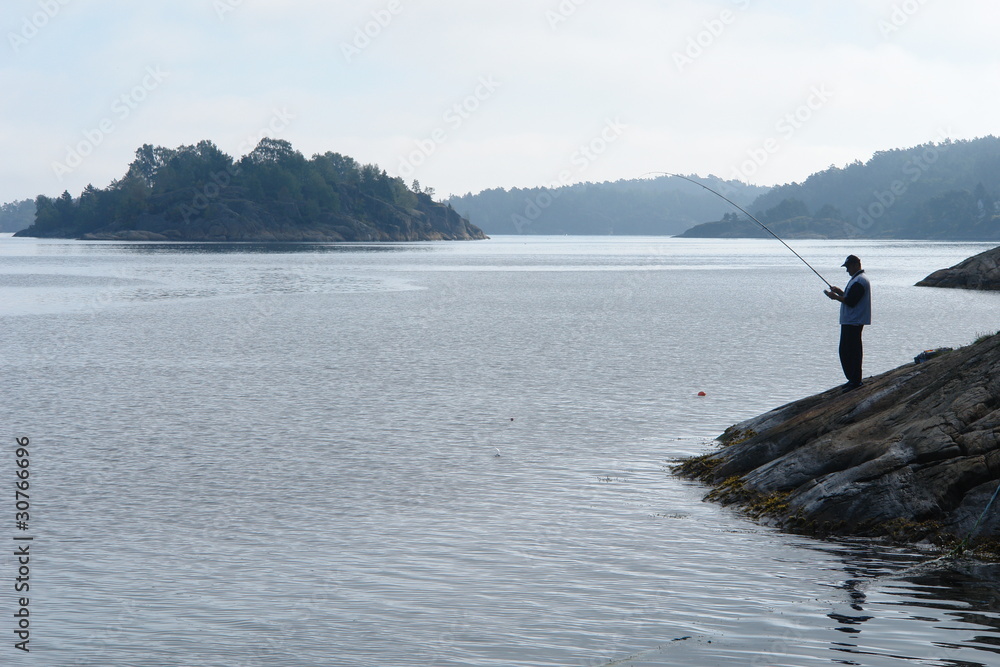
[{"x1": 824, "y1": 255, "x2": 871, "y2": 392}]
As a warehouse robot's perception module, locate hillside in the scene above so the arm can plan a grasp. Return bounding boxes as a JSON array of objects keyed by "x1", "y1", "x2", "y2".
[
  {"x1": 448, "y1": 175, "x2": 769, "y2": 236},
  {"x1": 15, "y1": 140, "x2": 486, "y2": 242},
  {"x1": 0, "y1": 199, "x2": 34, "y2": 233},
  {"x1": 683, "y1": 136, "x2": 1000, "y2": 240}
]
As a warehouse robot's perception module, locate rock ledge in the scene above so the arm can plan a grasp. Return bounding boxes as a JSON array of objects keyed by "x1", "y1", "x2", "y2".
[
  {"x1": 917, "y1": 246, "x2": 1000, "y2": 290},
  {"x1": 676, "y1": 333, "x2": 1000, "y2": 552}
]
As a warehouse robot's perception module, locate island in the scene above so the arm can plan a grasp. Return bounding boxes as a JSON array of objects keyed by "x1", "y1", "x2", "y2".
[{"x1": 15, "y1": 139, "x2": 487, "y2": 242}]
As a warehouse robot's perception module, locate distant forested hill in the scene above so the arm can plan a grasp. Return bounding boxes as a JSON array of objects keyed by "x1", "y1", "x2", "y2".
[
  {"x1": 681, "y1": 136, "x2": 1000, "y2": 240},
  {"x1": 0, "y1": 199, "x2": 34, "y2": 232},
  {"x1": 16, "y1": 139, "x2": 485, "y2": 242},
  {"x1": 447, "y1": 175, "x2": 769, "y2": 235}
]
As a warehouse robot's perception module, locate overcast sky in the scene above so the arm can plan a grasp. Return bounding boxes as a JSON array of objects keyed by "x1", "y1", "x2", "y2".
[{"x1": 1, "y1": 0, "x2": 996, "y2": 204}]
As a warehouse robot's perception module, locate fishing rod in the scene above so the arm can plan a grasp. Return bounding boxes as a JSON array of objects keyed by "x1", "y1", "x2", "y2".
[{"x1": 642, "y1": 172, "x2": 833, "y2": 289}]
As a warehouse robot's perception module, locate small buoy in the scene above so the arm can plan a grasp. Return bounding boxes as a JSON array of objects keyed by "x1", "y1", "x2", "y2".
[
  {"x1": 494, "y1": 448, "x2": 501, "y2": 457},
  {"x1": 697, "y1": 391, "x2": 707, "y2": 397}
]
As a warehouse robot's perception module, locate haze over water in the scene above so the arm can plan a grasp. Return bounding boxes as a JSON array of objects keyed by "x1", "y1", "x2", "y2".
[{"x1": 3, "y1": 235, "x2": 1000, "y2": 666}]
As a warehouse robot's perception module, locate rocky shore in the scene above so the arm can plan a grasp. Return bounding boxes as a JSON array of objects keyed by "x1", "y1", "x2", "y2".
[
  {"x1": 917, "y1": 245, "x2": 1000, "y2": 290},
  {"x1": 675, "y1": 332, "x2": 1000, "y2": 552}
]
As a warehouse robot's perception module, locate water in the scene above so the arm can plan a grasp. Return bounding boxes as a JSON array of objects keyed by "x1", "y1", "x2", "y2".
[{"x1": 2, "y1": 234, "x2": 1000, "y2": 666}]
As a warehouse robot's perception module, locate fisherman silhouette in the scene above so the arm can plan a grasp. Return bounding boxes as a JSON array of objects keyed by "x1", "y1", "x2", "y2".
[{"x1": 824, "y1": 255, "x2": 871, "y2": 392}]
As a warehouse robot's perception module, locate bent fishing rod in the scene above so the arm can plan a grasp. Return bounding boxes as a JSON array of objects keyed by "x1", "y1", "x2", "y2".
[{"x1": 642, "y1": 172, "x2": 833, "y2": 289}]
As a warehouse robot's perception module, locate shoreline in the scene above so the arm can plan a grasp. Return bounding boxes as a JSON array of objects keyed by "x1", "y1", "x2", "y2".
[{"x1": 674, "y1": 331, "x2": 1000, "y2": 559}]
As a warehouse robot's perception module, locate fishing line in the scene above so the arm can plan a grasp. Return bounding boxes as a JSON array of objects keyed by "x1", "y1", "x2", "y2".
[
  {"x1": 638, "y1": 174, "x2": 1000, "y2": 570},
  {"x1": 949, "y1": 478, "x2": 1000, "y2": 558},
  {"x1": 641, "y1": 172, "x2": 833, "y2": 288}
]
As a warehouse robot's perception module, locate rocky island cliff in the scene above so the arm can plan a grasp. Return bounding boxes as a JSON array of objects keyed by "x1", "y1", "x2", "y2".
[
  {"x1": 916, "y1": 245, "x2": 1000, "y2": 290},
  {"x1": 676, "y1": 332, "x2": 1000, "y2": 551},
  {"x1": 15, "y1": 139, "x2": 487, "y2": 242}
]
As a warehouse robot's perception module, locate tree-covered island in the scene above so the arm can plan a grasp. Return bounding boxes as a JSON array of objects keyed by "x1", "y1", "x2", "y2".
[{"x1": 15, "y1": 139, "x2": 486, "y2": 242}]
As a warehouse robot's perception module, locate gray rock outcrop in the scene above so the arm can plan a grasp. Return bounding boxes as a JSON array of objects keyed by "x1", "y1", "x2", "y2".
[
  {"x1": 917, "y1": 246, "x2": 1000, "y2": 290},
  {"x1": 676, "y1": 333, "x2": 1000, "y2": 549}
]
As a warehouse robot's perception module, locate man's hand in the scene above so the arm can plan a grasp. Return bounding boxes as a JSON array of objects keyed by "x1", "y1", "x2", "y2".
[{"x1": 824, "y1": 286, "x2": 844, "y2": 300}]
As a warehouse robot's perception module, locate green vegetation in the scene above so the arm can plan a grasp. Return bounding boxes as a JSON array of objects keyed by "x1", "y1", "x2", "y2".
[
  {"x1": 17, "y1": 134, "x2": 1000, "y2": 241},
  {"x1": 671, "y1": 453, "x2": 720, "y2": 481},
  {"x1": 718, "y1": 427, "x2": 757, "y2": 447},
  {"x1": 16, "y1": 139, "x2": 485, "y2": 242},
  {"x1": 450, "y1": 136, "x2": 1000, "y2": 238},
  {"x1": 974, "y1": 331, "x2": 1000, "y2": 345},
  {"x1": 683, "y1": 136, "x2": 1000, "y2": 240},
  {"x1": 448, "y1": 175, "x2": 769, "y2": 236},
  {"x1": 0, "y1": 199, "x2": 35, "y2": 233},
  {"x1": 705, "y1": 475, "x2": 746, "y2": 503}
]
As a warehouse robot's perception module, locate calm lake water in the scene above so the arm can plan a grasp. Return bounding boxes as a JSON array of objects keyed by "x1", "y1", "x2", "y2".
[{"x1": 2, "y1": 234, "x2": 1000, "y2": 666}]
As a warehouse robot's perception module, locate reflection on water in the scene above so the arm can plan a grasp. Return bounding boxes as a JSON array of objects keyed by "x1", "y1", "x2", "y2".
[
  {"x1": 813, "y1": 542, "x2": 1000, "y2": 666},
  {"x1": 0, "y1": 240, "x2": 426, "y2": 315},
  {"x1": 0, "y1": 273, "x2": 154, "y2": 287},
  {"x1": 892, "y1": 562, "x2": 1000, "y2": 661},
  {"x1": 92, "y1": 241, "x2": 432, "y2": 254}
]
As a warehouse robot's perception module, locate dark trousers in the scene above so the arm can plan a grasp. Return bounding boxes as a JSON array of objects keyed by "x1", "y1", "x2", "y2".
[{"x1": 839, "y1": 324, "x2": 864, "y2": 385}]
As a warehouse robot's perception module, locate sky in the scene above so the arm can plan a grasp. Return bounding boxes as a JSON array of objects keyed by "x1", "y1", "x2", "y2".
[{"x1": 1, "y1": 0, "x2": 998, "y2": 204}]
